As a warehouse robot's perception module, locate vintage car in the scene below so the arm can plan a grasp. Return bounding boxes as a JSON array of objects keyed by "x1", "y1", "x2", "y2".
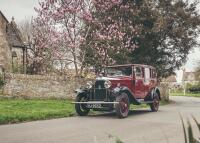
[{"x1": 73, "y1": 64, "x2": 161, "y2": 118}]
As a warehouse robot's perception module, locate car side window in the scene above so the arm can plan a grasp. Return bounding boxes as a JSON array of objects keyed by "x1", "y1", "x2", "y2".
[
  {"x1": 151, "y1": 69, "x2": 156, "y2": 78},
  {"x1": 144, "y1": 68, "x2": 150, "y2": 83},
  {"x1": 135, "y1": 67, "x2": 142, "y2": 78},
  {"x1": 123, "y1": 67, "x2": 132, "y2": 76}
]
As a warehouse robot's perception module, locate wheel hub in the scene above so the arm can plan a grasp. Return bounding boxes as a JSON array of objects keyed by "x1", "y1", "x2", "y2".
[
  {"x1": 153, "y1": 99, "x2": 159, "y2": 109},
  {"x1": 120, "y1": 99, "x2": 128, "y2": 113}
]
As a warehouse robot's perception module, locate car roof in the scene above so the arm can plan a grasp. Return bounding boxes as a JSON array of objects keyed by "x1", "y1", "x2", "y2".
[{"x1": 106, "y1": 64, "x2": 155, "y2": 69}]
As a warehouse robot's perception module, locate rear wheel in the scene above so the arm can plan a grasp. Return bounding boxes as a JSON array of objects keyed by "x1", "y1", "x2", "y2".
[
  {"x1": 115, "y1": 93, "x2": 130, "y2": 118},
  {"x1": 150, "y1": 92, "x2": 159, "y2": 112},
  {"x1": 75, "y1": 94, "x2": 90, "y2": 116}
]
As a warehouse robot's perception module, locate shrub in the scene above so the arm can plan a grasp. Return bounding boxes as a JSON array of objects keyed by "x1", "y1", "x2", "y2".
[
  {"x1": 0, "y1": 74, "x2": 5, "y2": 89},
  {"x1": 159, "y1": 83, "x2": 170, "y2": 101},
  {"x1": 188, "y1": 85, "x2": 200, "y2": 93},
  {"x1": 171, "y1": 87, "x2": 184, "y2": 93},
  {"x1": 186, "y1": 83, "x2": 193, "y2": 92}
]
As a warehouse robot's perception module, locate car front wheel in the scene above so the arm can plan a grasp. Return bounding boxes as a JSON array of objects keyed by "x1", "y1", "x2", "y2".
[
  {"x1": 150, "y1": 93, "x2": 159, "y2": 112},
  {"x1": 115, "y1": 93, "x2": 130, "y2": 118},
  {"x1": 75, "y1": 94, "x2": 90, "y2": 116}
]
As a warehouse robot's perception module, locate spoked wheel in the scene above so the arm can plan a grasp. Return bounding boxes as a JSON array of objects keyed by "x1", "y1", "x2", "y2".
[
  {"x1": 115, "y1": 93, "x2": 130, "y2": 118},
  {"x1": 150, "y1": 93, "x2": 159, "y2": 112},
  {"x1": 75, "y1": 94, "x2": 90, "y2": 116}
]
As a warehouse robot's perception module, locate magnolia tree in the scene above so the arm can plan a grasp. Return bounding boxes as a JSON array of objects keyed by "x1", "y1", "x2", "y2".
[
  {"x1": 86, "y1": 0, "x2": 138, "y2": 68},
  {"x1": 32, "y1": 16, "x2": 60, "y2": 74},
  {"x1": 82, "y1": 0, "x2": 141, "y2": 73},
  {"x1": 33, "y1": 0, "x2": 93, "y2": 75},
  {"x1": 33, "y1": 0, "x2": 138, "y2": 75}
]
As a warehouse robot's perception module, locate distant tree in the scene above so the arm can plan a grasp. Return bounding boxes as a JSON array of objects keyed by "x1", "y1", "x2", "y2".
[
  {"x1": 18, "y1": 18, "x2": 33, "y2": 43},
  {"x1": 18, "y1": 18, "x2": 36, "y2": 74},
  {"x1": 85, "y1": 0, "x2": 200, "y2": 77},
  {"x1": 130, "y1": 0, "x2": 200, "y2": 77},
  {"x1": 18, "y1": 18, "x2": 50, "y2": 74}
]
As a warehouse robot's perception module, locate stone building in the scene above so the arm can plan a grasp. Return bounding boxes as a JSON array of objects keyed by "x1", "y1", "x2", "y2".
[
  {"x1": 162, "y1": 75, "x2": 177, "y2": 88},
  {"x1": 182, "y1": 69, "x2": 198, "y2": 85},
  {"x1": 0, "y1": 11, "x2": 25, "y2": 73}
]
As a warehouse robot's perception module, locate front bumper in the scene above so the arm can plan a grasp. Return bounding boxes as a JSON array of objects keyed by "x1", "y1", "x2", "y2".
[
  {"x1": 72, "y1": 101, "x2": 119, "y2": 109},
  {"x1": 72, "y1": 101, "x2": 119, "y2": 104}
]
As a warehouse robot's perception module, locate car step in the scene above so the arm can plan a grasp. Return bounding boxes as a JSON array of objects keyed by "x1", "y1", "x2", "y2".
[
  {"x1": 72, "y1": 101, "x2": 119, "y2": 104},
  {"x1": 137, "y1": 99, "x2": 154, "y2": 104}
]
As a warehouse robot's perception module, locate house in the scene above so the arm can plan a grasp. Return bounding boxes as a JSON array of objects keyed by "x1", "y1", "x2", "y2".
[
  {"x1": 162, "y1": 75, "x2": 177, "y2": 88},
  {"x1": 0, "y1": 10, "x2": 25, "y2": 73},
  {"x1": 182, "y1": 69, "x2": 199, "y2": 85}
]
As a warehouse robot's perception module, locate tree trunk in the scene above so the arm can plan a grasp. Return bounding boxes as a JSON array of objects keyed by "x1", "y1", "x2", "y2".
[{"x1": 72, "y1": 51, "x2": 78, "y2": 76}]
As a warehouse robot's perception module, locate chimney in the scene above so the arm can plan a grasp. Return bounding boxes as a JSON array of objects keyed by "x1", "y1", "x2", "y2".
[{"x1": 11, "y1": 17, "x2": 17, "y2": 28}]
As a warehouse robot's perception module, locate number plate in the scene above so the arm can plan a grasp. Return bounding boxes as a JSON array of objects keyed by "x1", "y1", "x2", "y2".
[{"x1": 87, "y1": 104, "x2": 102, "y2": 108}]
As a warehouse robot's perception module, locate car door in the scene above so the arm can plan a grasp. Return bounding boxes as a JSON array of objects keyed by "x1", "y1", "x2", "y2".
[
  {"x1": 133, "y1": 66, "x2": 145, "y2": 98},
  {"x1": 143, "y1": 67, "x2": 151, "y2": 97}
]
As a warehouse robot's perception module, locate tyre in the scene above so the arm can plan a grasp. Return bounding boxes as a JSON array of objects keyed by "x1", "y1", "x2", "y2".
[
  {"x1": 150, "y1": 92, "x2": 159, "y2": 112},
  {"x1": 115, "y1": 93, "x2": 130, "y2": 118},
  {"x1": 75, "y1": 94, "x2": 90, "y2": 116}
]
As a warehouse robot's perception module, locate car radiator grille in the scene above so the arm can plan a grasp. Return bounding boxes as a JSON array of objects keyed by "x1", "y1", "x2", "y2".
[{"x1": 89, "y1": 80, "x2": 108, "y2": 101}]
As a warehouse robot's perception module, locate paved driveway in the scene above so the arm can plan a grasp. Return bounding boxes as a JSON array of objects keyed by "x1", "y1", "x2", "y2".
[{"x1": 0, "y1": 96, "x2": 200, "y2": 143}]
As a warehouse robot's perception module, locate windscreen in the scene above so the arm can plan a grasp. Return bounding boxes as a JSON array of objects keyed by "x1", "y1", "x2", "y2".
[{"x1": 106, "y1": 66, "x2": 132, "y2": 77}]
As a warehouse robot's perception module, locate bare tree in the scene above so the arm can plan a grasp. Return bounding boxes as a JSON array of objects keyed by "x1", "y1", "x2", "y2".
[{"x1": 18, "y1": 18, "x2": 33, "y2": 44}]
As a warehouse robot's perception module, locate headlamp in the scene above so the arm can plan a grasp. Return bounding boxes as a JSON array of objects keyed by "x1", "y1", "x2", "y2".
[
  {"x1": 104, "y1": 80, "x2": 111, "y2": 88},
  {"x1": 86, "y1": 81, "x2": 93, "y2": 89}
]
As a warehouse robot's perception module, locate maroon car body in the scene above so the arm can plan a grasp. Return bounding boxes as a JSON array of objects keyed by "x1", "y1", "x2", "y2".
[{"x1": 74, "y1": 64, "x2": 161, "y2": 118}]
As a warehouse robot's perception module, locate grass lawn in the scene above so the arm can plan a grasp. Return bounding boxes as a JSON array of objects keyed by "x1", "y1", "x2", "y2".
[
  {"x1": 170, "y1": 92, "x2": 200, "y2": 97},
  {"x1": 0, "y1": 98, "x2": 169, "y2": 125},
  {"x1": 0, "y1": 99, "x2": 75, "y2": 125}
]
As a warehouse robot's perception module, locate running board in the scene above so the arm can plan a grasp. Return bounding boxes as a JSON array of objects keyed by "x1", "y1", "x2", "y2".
[
  {"x1": 72, "y1": 100, "x2": 153, "y2": 104},
  {"x1": 72, "y1": 101, "x2": 119, "y2": 104},
  {"x1": 140, "y1": 101, "x2": 154, "y2": 104},
  {"x1": 136, "y1": 99, "x2": 154, "y2": 104}
]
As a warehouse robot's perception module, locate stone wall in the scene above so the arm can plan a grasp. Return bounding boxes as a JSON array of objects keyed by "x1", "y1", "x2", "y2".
[
  {"x1": 1, "y1": 73, "x2": 170, "y2": 101},
  {"x1": 0, "y1": 12, "x2": 12, "y2": 72},
  {"x1": 2, "y1": 73, "x2": 88, "y2": 99},
  {"x1": 159, "y1": 82, "x2": 170, "y2": 101}
]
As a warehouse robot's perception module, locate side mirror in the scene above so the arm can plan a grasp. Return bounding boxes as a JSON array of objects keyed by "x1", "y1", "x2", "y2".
[
  {"x1": 98, "y1": 73, "x2": 103, "y2": 77},
  {"x1": 98, "y1": 72, "x2": 105, "y2": 77}
]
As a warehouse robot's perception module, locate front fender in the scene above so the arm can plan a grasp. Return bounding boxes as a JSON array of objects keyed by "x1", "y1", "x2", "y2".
[
  {"x1": 155, "y1": 87, "x2": 161, "y2": 100},
  {"x1": 74, "y1": 88, "x2": 88, "y2": 95},
  {"x1": 149, "y1": 87, "x2": 161, "y2": 100},
  {"x1": 112, "y1": 86, "x2": 140, "y2": 105}
]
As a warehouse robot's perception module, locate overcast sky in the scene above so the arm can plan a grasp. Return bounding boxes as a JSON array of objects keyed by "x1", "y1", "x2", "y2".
[
  {"x1": 0, "y1": 0, "x2": 200, "y2": 79},
  {"x1": 0, "y1": 0, "x2": 38, "y2": 22}
]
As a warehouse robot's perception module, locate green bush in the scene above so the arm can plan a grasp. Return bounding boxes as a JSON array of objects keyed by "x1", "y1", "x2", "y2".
[
  {"x1": 0, "y1": 74, "x2": 5, "y2": 89},
  {"x1": 170, "y1": 87, "x2": 184, "y2": 93},
  {"x1": 186, "y1": 83, "x2": 193, "y2": 92},
  {"x1": 188, "y1": 84, "x2": 200, "y2": 93}
]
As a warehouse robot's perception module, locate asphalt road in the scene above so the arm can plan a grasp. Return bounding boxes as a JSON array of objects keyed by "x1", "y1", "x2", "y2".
[{"x1": 0, "y1": 96, "x2": 200, "y2": 143}]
